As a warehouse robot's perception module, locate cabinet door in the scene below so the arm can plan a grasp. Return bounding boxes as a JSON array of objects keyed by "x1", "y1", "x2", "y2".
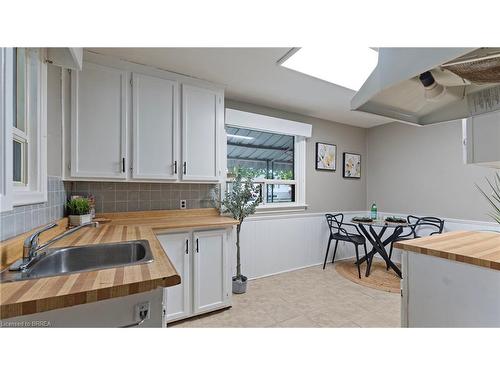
[
  {"x1": 132, "y1": 73, "x2": 179, "y2": 180},
  {"x1": 157, "y1": 232, "x2": 191, "y2": 322},
  {"x1": 193, "y1": 229, "x2": 229, "y2": 315},
  {"x1": 468, "y1": 111, "x2": 500, "y2": 165},
  {"x1": 181, "y1": 84, "x2": 220, "y2": 181},
  {"x1": 71, "y1": 62, "x2": 127, "y2": 179}
]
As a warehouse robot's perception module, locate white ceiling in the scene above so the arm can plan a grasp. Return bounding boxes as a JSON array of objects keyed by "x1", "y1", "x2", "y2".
[{"x1": 89, "y1": 48, "x2": 390, "y2": 128}]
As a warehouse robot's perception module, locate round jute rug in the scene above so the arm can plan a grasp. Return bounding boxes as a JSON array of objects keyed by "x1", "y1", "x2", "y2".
[{"x1": 334, "y1": 259, "x2": 401, "y2": 293}]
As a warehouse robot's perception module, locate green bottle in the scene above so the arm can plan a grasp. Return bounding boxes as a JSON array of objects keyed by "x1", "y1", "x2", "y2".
[{"x1": 370, "y1": 202, "x2": 377, "y2": 220}]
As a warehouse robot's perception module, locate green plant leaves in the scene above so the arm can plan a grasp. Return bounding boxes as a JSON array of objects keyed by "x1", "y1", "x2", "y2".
[
  {"x1": 65, "y1": 197, "x2": 91, "y2": 216},
  {"x1": 476, "y1": 172, "x2": 500, "y2": 224},
  {"x1": 211, "y1": 166, "x2": 261, "y2": 222},
  {"x1": 210, "y1": 167, "x2": 261, "y2": 279}
]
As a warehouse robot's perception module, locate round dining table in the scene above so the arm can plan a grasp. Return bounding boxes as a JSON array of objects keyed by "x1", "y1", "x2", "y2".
[{"x1": 351, "y1": 218, "x2": 410, "y2": 278}]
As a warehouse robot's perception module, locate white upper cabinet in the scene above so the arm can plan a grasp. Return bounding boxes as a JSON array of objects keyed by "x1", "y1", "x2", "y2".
[
  {"x1": 463, "y1": 111, "x2": 500, "y2": 168},
  {"x1": 67, "y1": 52, "x2": 224, "y2": 182},
  {"x1": 181, "y1": 84, "x2": 221, "y2": 181},
  {"x1": 192, "y1": 229, "x2": 229, "y2": 315},
  {"x1": 71, "y1": 62, "x2": 127, "y2": 179},
  {"x1": 132, "y1": 73, "x2": 179, "y2": 180}
]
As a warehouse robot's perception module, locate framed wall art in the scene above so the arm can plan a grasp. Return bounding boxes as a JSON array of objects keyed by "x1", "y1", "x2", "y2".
[
  {"x1": 343, "y1": 152, "x2": 361, "y2": 179},
  {"x1": 316, "y1": 142, "x2": 336, "y2": 171}
]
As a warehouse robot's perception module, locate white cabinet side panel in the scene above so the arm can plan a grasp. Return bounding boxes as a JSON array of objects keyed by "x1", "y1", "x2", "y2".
[{"x1": 407, "y1": 251, "x2": 500, "y2": 327}]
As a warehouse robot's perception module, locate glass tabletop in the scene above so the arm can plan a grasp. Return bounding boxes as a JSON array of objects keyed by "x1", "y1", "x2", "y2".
[{"x1": 351, "y1": 218, "x2": 410, "y2": 228}]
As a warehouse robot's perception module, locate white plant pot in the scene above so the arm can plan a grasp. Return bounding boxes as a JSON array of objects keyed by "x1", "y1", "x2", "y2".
[
  {"x1": 69, "y1": 214, "x2": 92, "y2": 226},
  {"x1": 232, "y1": 275, "x2": 248, "y2": 294}
]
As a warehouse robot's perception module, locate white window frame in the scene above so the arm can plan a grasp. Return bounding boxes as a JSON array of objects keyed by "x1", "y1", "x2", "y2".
[
  {"x1": 12, "y1": 49, "x2": 28, "y2": 186},
  {"x1": 0, "y1": 48, "x2": 13, "y2": 212},
  {"x1": 224, "y1": 108, "x2": 311, "y2": 213},
  {"x1": 0, "y1": 48, "x2": 47, "y2": 211}
]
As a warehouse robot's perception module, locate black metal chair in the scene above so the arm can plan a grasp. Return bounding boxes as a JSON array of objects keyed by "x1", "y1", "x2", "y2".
[
  {"x1": 387, "y1": 215, "x2": 445, "y2": 267},
  {"x1": 324, "y1": 213, "x2": 367, "y2": 278}
]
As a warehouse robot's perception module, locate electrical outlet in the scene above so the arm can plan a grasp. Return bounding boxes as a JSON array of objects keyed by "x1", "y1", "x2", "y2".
[
  {"x1": 135, "y1": 301, "x2": 151, "y2": 322},
  {"x1": 180, "y1": 199, "x2": 187, "y2": 209}
]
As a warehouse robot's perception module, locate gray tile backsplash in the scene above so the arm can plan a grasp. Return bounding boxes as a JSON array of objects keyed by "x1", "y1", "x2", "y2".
[
  {"x1": 0, "y1": 179, "x2": 217, "y2": 242},
  {"x1": 69, "y1": 181, "x2": 216, "y2": 213},
  {"x1": 0, "y1": 176, "x2": 70, "y2": 241}
]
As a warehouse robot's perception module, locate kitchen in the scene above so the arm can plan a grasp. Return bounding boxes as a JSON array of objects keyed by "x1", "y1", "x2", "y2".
[
  {"x1": 3, "y1": 46, "x2": 500, "y2": 327},
  {"x1": 1, "y1": 2, "x2": 500, "y2": 373}
]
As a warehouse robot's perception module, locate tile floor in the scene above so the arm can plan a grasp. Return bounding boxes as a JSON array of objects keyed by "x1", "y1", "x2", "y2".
[{"x1": 170, "y1": 263, "x2": 401, "y2": 328}]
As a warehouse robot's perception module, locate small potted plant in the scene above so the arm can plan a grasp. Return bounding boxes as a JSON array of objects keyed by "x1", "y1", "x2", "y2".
[
  {"x1": 66, "y1": 197, "x2": 92, "y2": 226},
  {"x1": 212, "y1": 167, "x2": 261, "y2": 294}
]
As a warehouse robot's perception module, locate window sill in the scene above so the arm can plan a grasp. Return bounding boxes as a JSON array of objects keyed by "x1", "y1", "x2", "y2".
[
  {"x1": 254, "y1": 203, "x2": 308, "y2": 215},
  {"x1": 13, "y1": 190, "x2": 48, "y2": 207}
]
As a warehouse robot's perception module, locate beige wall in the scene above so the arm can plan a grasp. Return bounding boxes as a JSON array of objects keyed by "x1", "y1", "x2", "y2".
[
  {"x1": 366, "y1": 120, "x2": 498, "y2": 222},
  {"x1": 45, "y1": 79, "x2": 368, "y2": 214},
  {"x1": 49, "y1": 70, "x2": 495, "y2": 220},
  {"x1": 226, "y1": 100, "x2": 367, "y2": 213}
]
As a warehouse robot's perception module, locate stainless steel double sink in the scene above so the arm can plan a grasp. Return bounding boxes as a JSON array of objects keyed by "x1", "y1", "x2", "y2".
[{"x1": 0, "y1": 240, "x2": 154, "y2": 283}]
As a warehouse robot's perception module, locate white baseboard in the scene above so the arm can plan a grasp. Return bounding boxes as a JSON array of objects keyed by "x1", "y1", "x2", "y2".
[
  {"x1": 247, "y1": 251, "x2": 358, "y2": 282},
  {"x1": 247, "y1": 262, "x2": 323, "y2": 281}
]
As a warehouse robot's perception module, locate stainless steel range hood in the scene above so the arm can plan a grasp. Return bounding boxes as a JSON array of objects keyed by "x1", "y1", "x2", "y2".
[{"x1": 351, "y1": 48, "x2": 500, "y2": 125}]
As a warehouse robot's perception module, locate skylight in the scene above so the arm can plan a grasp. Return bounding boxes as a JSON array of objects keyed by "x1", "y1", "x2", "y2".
[{"x1": 279, "y1": 47, "x2": 378, "y2": 91}]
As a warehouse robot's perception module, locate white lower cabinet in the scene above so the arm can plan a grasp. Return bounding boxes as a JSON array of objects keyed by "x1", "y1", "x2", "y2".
[
  {"x1": 401, "y1": 250, "x2": 500, "y2": 327},
  {"x1": 157, "y1": 228, "x2": 231, "y2": 323},
  {"x1": 192, "y1": 230, "x2": 229, "y2": 315},
  {"x1": 158, "y1": 231, "x2": 191, "y2": 322},
  {"x1": 1, "y1": 289, "x2": 164, "y2": 328}
]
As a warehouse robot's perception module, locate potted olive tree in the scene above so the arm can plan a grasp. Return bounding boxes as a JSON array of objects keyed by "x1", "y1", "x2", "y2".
[
  {"x1": 66, "y1": 197, "x2": 92, "y2": 226},
  {"x1": 212, "y1": 167, "x2": 261, "y2": 294},
  {"x1": 476, "y1": 172, "x2": 500, "y2": 224}
]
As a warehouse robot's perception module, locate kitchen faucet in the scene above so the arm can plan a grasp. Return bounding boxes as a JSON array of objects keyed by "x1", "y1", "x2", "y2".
[
  {"x1": 9, "y1": 221, "x2": 97, "y2": 272},
  {"x1": 23, "y1": 222, "x2": 58, "y2": 262}
]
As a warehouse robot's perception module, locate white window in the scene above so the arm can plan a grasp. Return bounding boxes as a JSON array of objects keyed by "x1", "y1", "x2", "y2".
[
  {"x1": 225, "y1": 109, "x2": 311, "y2": 212},
  {"x1": 0, "y1": 48, "x2": 47, "y2": 211},
  {"x1": 0, "y1": 49, "x2": 12, "y2": 212},
  {"x1": 13, "y1": 48, "x2": 28, "y2": 185}
]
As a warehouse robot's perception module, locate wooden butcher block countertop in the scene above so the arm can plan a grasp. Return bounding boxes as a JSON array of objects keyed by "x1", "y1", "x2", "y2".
[
  {"x1": 0, "y1": 209, "x2": 237, "y2": 319},
  {"x1": 396, "y1": 230, "x2": 500, "y2": 271}
]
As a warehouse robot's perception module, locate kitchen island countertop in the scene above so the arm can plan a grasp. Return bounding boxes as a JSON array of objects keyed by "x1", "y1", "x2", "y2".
[{"x1": 396, "y1": 230, "x2": 500, "y2": 271}]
